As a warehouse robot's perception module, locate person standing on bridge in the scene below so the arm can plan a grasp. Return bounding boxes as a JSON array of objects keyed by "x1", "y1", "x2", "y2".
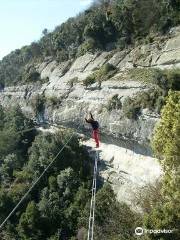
[{"x1": 85, "y1": 112, "x2": 100, "y2": 148}]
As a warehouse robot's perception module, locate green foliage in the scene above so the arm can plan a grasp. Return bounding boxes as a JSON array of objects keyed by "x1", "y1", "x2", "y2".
[
  {"x1": 22, "y1": 64, "x2": 40, "y2": 83},
  {"x1": 46, "y1": 96, "x2": 61, "y2": 108},
  {"x1": 77, "y1": 38, "x2": 97, "y2": 56},
  {"x1": 1, "y1": 0, "x2": 179, "y2": 87},
  {"x1": 4, "y1": 105, "x2": 34, "y2": 132},
  {"x1": 122, "y1": 68, "x2": 180, "y2": 119},
  {"x1": 0, "y1": 105, "x2": 36, "y2": 159},
  {"x1": 0, "y1": 44, "x2": 41, "y2": 86},
  {"x1": 83, "y1": 63, "x2": 117, "y2": 88},
  {"x1": 79, "y1": 183, "x2": 140, "y2": 240},
  {"x1": 128, "y1": 68, "x2": 180, "y2": 91},
  {"x1": 17, "y1": 201, "x2": 43, "y2": 240},
  {"x1": 26, "y1": 130, "x2": 91, "y2": 179},
  {"x1": 122, "y1": 96, "x2": 141, "y2": 119},
  {"x1": 111, "y1": 0, "x2": 180, "y2": 39},
  {"x1": 127, "y1": 68, "x2": 163, "y2": 84},
  {"x1": 0, "y1": 108, "x2": 92, "y2": 239},
  {"x1": 0, "y1": 105, "x2": 144, "y2": 240},
  {"x1": 83, "y1": 75, "x2": 96, "y2": 88},
  {"x1": 133, "y1": 180, "x2": 163, "y2": 214},
  {"x1": 0, "y1": 105, "x2": 35, "y2": 161},
  {"x1": 95, "y1": 63, "x2": 117, "y2": 83},
  {"x1": 0, "y1": 129, "x2": 19, "y2": 159},
  {"x1": 100, "y1": 62, "x2": 116, "y2": 74},
  {"x1": 162, "y1": 68, "x2": 180, "y2": 91},
  {"x1": 152, "y1": 91, "x2": 180, "y2": 168},
  {"x1": 0, "y1": 188, "x2": 14, "y2": 223},
  {"x1": 143, "y1": 91, "x2": 180, "y2": 240},
  {"x1": 107, "y1": 94, "x2": 122, "y2": 111},
  {"x1": 122, "y1": 87, "x2": 166, "y2": 119},
  {"x1": 0, "y1": 154, "x2": 18, "y2": 185}
]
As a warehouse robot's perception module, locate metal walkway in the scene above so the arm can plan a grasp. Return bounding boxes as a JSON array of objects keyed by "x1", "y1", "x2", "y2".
[{"x1": 87, "y1": 150, "x2": 99, "y2": 240}]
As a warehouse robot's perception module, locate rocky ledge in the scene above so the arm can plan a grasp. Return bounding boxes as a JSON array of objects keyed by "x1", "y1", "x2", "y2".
[{"x1": 0, "y1": 27, "x2": 179, "y2": 147}]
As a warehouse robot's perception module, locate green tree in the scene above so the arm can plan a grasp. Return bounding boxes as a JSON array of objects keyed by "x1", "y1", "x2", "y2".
[
  {"x1": 0, "y1": 188, "x2": 14, "y2": 223},
  {"x1": 1, "y1": 105, "x2": 36, "y2": 161},
  {"x1": 144, "y1": 91, "x2": 180, "y2": 240},
  {"x1": 17, "y1": 201, "x2": 43, "y2": 240},
  {"x1": 0, "y1": 129, "x2": 19, "y2": 159},
  {"x1": 152, "y1": 91, "x2": 180, "y2": 169},
  {"x1": 0, "y1": 154, "x2": 18, "y2": 184},
  {"x1": 79, "y1": 183, "x2": 139, "y2": 240}
]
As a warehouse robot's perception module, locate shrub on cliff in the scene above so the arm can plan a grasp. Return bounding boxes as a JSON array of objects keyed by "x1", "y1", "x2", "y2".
[
  {"x1": 107, "y1": 94, "x2": 122, "y2": 111},
  {"x1": 122, "y1": 87, "x2": 166, "y2": 119},
  {"x1": 83, "y1": 63, "x2": 117, "y2": 88},
  {"x1": 22, "y1": 65, "x2": 40, "y2": 83},
  {"x1": 123, "y1": 96, "x2": 141, "y2": 119},
  {"x1": 30, "y1": 94, "x2": 46, "y2": 116},
  {"x1": 46, "y1": 96, "x2": 61, "y2": 108},
  {"x1": 127, "y1": 68, "x2": 163, "y2": 84},
  {"x1": 1, "y1": 0, "x2": 179, "y2": 87},
  {"x1": 162, "y1": 68, "x2": 180, "y2": 91},
  {"x1": 77, "y1": 38, "x2": 97, "y2": 56},
  {"x1": 83, "y1": 74, "x2": 96, "y2": 88}
]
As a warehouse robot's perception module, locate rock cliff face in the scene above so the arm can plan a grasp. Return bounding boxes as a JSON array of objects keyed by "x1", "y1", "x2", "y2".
[
  {"x1": 1, "y1": 27, "x2": 180, "y2": 143},
  {"x1": 84, "y1": 138, "x2": 162, "y2": 210},
  {"x1": 0, "y1": 27, "x2": 179, "y2": 205}
]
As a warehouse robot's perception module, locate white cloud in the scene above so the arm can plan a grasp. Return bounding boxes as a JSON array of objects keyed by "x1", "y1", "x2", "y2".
[{"x1": 79, "y1": 0, "x2": 93, "y2": 6}]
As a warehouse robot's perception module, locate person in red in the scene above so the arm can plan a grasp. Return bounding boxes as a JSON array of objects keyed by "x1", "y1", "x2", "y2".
[{"x1": 85, "y1": 112, "x2": 100, "y2": 148}]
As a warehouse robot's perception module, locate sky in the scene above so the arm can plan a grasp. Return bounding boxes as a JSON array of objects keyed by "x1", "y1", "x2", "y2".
[{"x1": 0, "y1": 0, "x2": 93, "y2": 60}]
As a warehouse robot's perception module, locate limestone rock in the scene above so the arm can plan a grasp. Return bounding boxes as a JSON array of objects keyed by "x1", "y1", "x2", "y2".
[
  {"x1": 83, "y1": 139, "x2": 162, "y2": 207},
  {"x1": 1, "y1": 26, "x2": 180, "y2": 149},
  {"x1": 156, "y1": 49, "x2": 180, "y2": 65},
  {"x1": 164, "y1": 34, "x2": 180, "y2": 51},
  {"x1": 1, "y1": 26, "x2": 180, "y2": 208}
]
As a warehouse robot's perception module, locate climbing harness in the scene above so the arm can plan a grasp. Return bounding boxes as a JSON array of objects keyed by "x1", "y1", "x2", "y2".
[{"x1": 87, "y1": 150, "x2": 99, "y2": 240}]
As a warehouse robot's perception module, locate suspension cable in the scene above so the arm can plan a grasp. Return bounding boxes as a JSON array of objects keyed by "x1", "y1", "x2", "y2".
[
  {"x1": 0, "y1": 125, "x2": 80, "y2": 230},
  {"x1": 87, "y1": 150, "x2": 99, "y2": 240}
]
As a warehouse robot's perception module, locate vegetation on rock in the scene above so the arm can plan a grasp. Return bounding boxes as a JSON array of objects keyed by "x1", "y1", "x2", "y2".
[
  {"x1": 0, "y1": 0, "x2": 179, "y2": 87},
  {"x1": 83, "y1": 63, "x2": 117, "y2": 88},
  {"x1": 107, "y1": 94, "x2": 122, "y2": 111},
  {"x1": 122, "y1": 87, "x2": 165, "y2": 119},
  {"x1": 121, "y1": 68, "x2": 180, "y2": 119}
]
